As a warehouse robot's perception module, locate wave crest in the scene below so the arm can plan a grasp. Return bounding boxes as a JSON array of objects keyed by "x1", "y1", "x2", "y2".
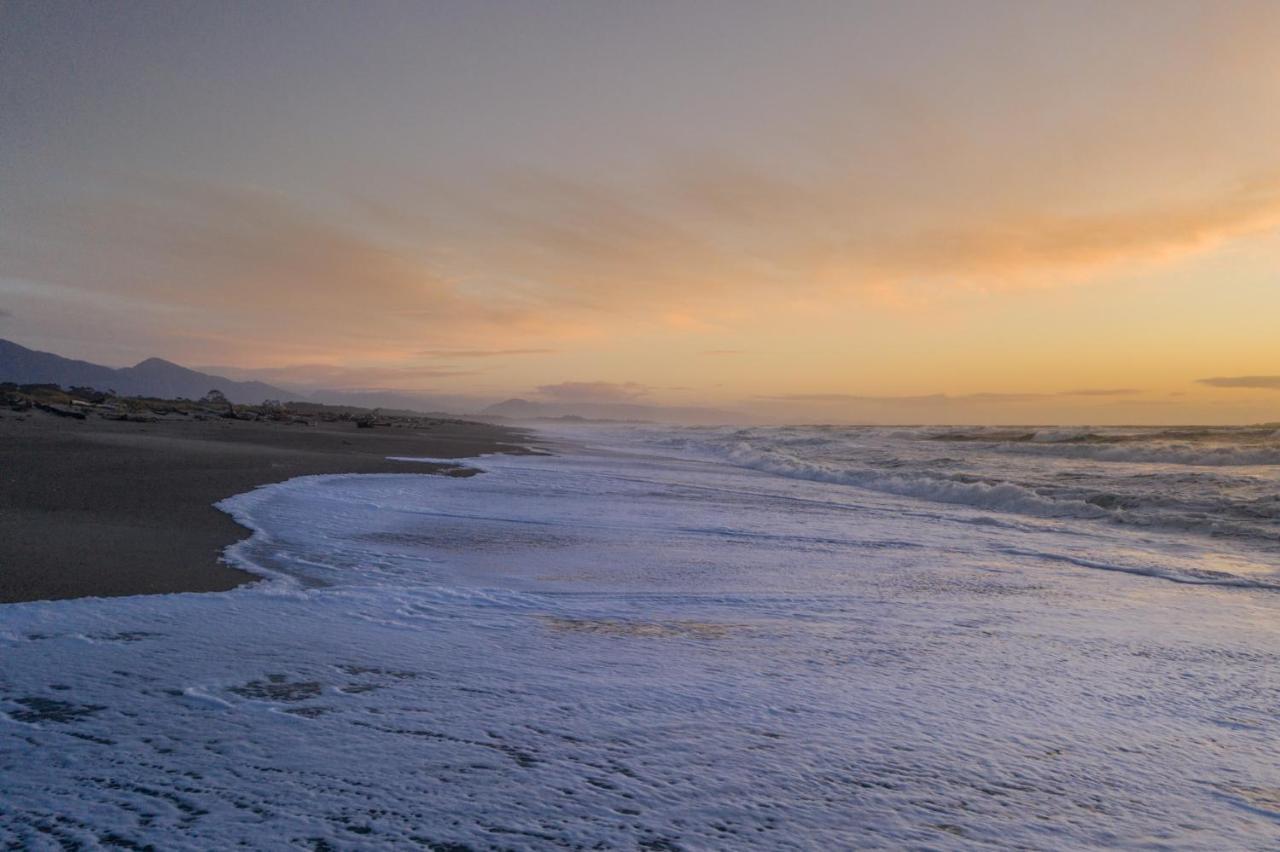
[{"x1": 717, "y1": 440, "x2": 1110, "y2": 519}]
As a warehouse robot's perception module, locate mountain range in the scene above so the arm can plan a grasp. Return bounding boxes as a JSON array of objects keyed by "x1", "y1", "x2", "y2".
[
  {"x1": 0, "y1": 338, "x2": 295, "y2": 404},
  {"x1": 0, "y1": 338, "x2": 743, "y2": 424}
]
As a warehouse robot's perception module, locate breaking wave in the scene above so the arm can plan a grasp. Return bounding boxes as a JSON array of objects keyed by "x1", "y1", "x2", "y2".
[
  {"x1": 930, "y1": 426, "x2": 1280, "y2": 466},
  {"x1": 649, "y1": 425, "x2": 1280, "y2": 549},
  {"x1": 713, "y1": 440, "x2": 1110, "y2": 520}
]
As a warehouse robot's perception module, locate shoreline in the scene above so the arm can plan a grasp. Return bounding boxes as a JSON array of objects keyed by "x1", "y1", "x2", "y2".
[{"x1": 0, "y1": 408, "x2": 534, "y2": 604}]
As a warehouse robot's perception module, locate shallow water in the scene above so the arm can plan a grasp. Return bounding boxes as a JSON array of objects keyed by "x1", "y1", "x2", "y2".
[{"x1": 2, "y1": 424, "x2": 1279, "y2": 849}]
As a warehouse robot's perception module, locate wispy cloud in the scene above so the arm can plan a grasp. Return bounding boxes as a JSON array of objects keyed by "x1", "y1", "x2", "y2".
[
  {"x1": 759, "y1": 388, "x2": 1142, "y2": 404},
  {"x1": 200, "y1": 363, "x2": 478, "y2": 391},
  {"x1": 418, "y1": 348, "x2": 557, "y2": 359},
  {"x1": 535, "y1": 381, "x2": 649, "y2": 402},
  {"x1": 0, "y1": 181, "x2": 561, "y2": 363},
  {"x1": 1058, "y1": 388, "x2": 1141, "y2": 397},
  {"x1": 6, "y1": 165, "x2": 1280, "y2": 385},
  {"x1": 438, "y1": 166, "x2": 1280, "y2": 318},
  {"x1": 853, "y1": 180, "x2": 1280, "y2": 287},
  {"x1": 1198, "y1": 375, "x2": 1280, "y2": 390},
  {"x1": 754, "y1": 393, "x2": 935, "y2": 403},
  {"x1": 8, "y1": 164, "x2": 1280, "y2": 355}
]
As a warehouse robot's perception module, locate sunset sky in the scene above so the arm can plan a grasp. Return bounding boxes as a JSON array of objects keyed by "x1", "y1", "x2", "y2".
[{"x1": 2, "y1": 0, "x2": 1279, "y2": 423}]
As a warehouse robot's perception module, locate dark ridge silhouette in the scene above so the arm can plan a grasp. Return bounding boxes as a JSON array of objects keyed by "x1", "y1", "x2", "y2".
[{"x1": 0, "y1": 338, "x2": 294, "y2": 404}]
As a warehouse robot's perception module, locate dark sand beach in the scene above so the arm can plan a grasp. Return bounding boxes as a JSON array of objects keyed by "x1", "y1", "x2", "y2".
[{"x1": 0, "y1": 409, "x2": 530, "y2": 603}]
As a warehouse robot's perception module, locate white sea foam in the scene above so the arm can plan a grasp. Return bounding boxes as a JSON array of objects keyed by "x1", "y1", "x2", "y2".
[
  {"x1": 997, "y1": 441, "x2": 1280, "y2": 466},
  {"x1": 612, "y1": 424, "x2": 1280, "y2": 546},
  {"x1": 928, "y1": 425, "x2": 1280, "y2": 465},
  {"x1": 712, "y1": 439, "x2": 1112, "y2": 519},
  {"x1": 4, "y1": 425, "x2": 1280, "y2": 848}
]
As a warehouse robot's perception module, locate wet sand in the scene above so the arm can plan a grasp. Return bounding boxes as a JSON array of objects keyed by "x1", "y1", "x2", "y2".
[{"x1": 0, "y1": 410, "x2": 531, "y2": 603}]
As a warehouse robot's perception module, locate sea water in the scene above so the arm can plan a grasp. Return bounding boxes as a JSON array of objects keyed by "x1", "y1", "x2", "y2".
[{"x1": 2, "y1": 424, "x2": 1279, "y2": 849}]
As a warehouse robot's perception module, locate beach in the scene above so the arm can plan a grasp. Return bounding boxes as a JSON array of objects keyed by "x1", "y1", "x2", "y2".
[{"x1": 0, "y1": 408, "x2": 529, "y2": 603}]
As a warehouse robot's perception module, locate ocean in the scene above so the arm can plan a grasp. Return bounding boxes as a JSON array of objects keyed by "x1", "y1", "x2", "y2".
[{"x1": 3, "y1": 423, "x2": 1280, "y2": 848}]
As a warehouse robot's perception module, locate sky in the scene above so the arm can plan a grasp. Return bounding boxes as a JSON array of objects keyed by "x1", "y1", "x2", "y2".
[{"x1": 2, "y1": 0, "x2": 1279, "y2": 424}]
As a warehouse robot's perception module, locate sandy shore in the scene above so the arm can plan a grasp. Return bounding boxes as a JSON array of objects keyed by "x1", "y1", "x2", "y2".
[{"x1": 0, "y1": 409, "x2": 531, "y2": 604}]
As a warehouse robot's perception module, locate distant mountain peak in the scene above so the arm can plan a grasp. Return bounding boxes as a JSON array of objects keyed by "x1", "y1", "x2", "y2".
[
  {"x1": 133, "y1": 356, "x2": 180, "y2": 369},
  {"x1": 0, "y1": 338, "x2": 295, "y2": 404}
]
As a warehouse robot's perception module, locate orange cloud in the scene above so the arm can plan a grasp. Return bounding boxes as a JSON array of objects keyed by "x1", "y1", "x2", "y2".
[
  {"x1": 1198, "y1": 375, "x2": 1280, "y2": 390},
  {"x1": 0, "y1": 181, "x2": 578, "y2": 363},
  {"x1": 5, "y1": 167, "x2": 1279, "y2": 373},
  {"x1": 861, "y1": 178, "x2": 1280, "y2": 286},
  {"x1": 198, "y1": 362, "x2": 480, "y2": 390},
  {"x1": 417, "y1": 348, "x2": 558, "y2": 358},
  {"x1": 536, "y1": 381, "x2": 649, "y2": 402},
  {"x1": 432, "y1": 166, "x2": 1280, "y2": 318}
]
